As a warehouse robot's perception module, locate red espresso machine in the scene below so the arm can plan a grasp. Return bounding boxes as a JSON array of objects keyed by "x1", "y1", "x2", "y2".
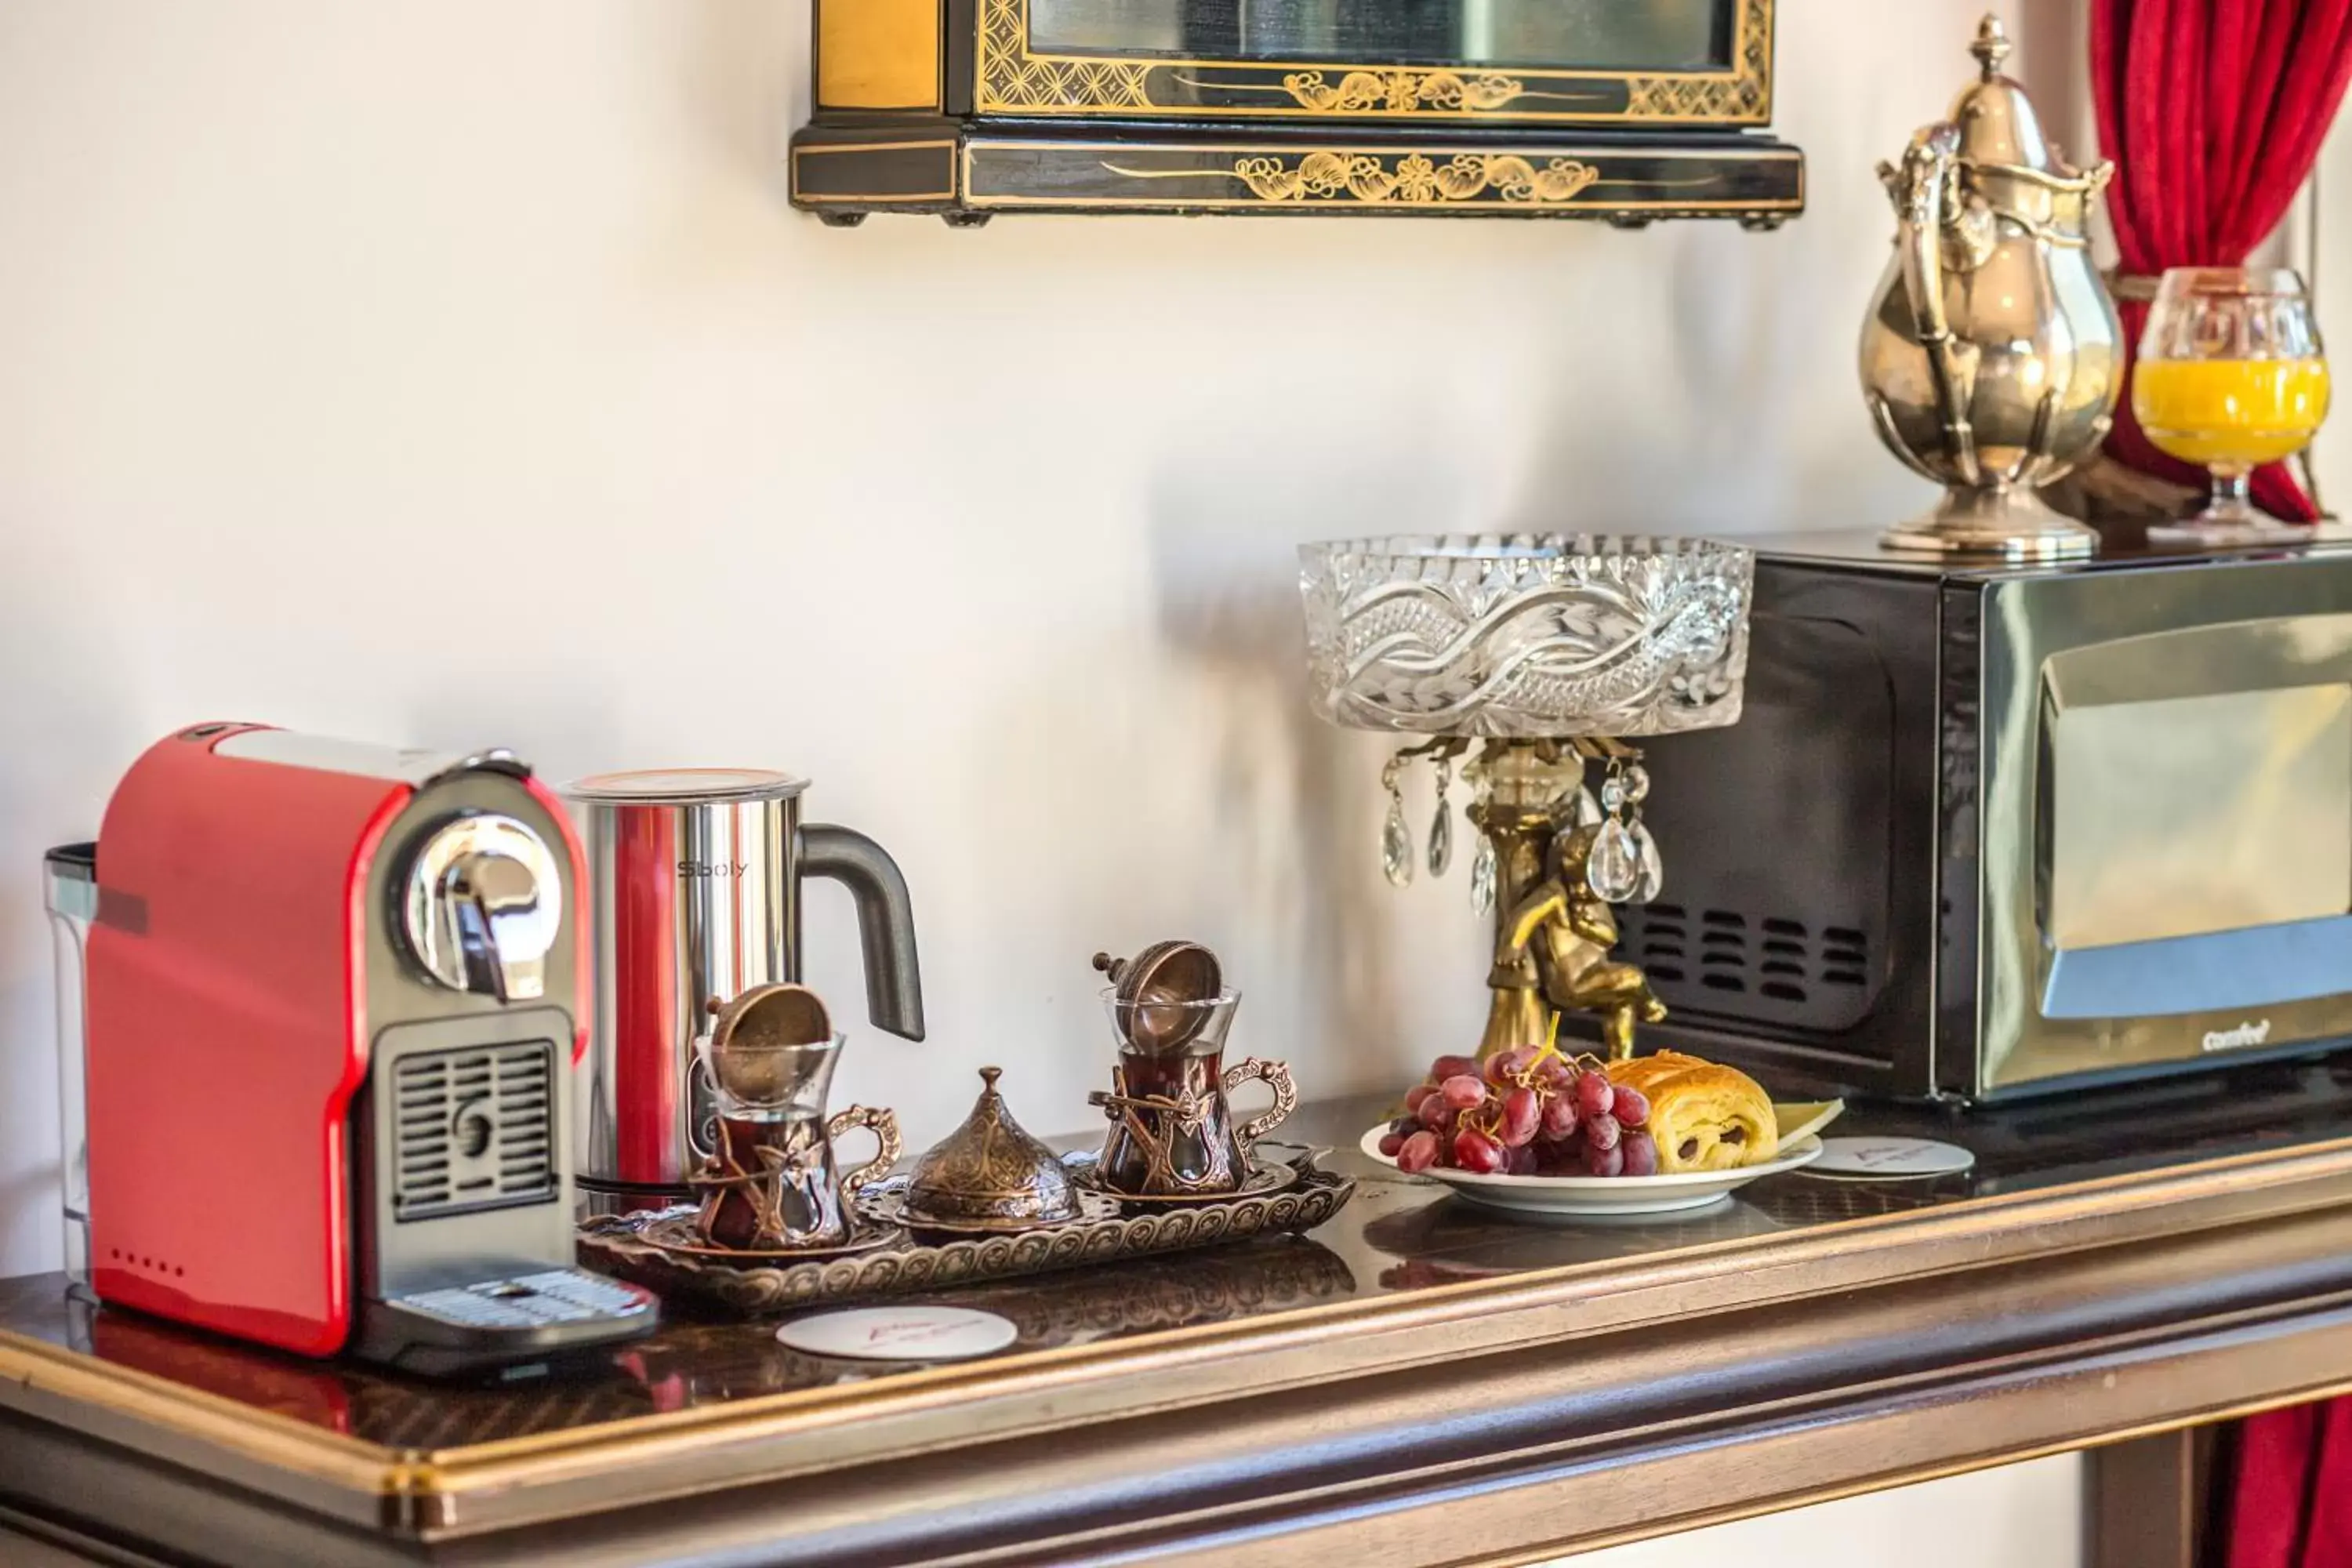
[{"x1": 79, "y1": 724, "x2": 655, "y2": 1377}]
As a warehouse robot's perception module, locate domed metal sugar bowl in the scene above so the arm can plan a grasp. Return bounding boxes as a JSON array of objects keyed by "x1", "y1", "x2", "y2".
[
  {"x1": 900, "y1": 1067, "x2": 1091, "y2": 1235},
  {"x1": 1860, "y1": 13, "x2": 2122, "y2": 560}
]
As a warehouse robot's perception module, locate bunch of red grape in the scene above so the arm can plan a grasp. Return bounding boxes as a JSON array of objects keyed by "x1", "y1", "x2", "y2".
[{"x1": 1375, "y1": 1047, "x2": 1657, "y2": 1178}]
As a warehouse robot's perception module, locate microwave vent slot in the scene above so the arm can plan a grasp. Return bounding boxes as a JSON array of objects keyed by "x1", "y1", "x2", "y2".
[
  {"x1": 1619, "y1": 906, "x2": 1874, "y2": 1025},
  {"x1": 391, "y1": 1040, "x2": 557, "y2": 1221}
]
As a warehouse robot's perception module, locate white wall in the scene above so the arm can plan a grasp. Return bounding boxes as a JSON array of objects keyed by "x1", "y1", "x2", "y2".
[
  {"x1": 0, "y1": 3, "x2": 2081, "y2": 1561},
  {"x1": 1573, "y1": 1453, "x2": 2083, "y2": 1568}
]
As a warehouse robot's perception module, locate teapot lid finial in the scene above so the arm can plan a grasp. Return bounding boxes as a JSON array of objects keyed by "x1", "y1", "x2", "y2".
[
  {"x1": 1946, "y1": 12, "x2": 2067, "y2": 176},
  {"x1": 1971, "y1": 14, "x2": 2012, "y2": 82}
]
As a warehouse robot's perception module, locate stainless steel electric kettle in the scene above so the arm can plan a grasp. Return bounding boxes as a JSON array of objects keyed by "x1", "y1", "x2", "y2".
[{"x1": 561, "y1": 768, "x2": 924, "y2": 1201}]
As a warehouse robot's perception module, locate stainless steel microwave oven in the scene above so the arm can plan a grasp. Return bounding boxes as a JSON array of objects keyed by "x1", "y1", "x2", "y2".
[{"x1": 1630, "y1": 531, "x2": 2352, "y2": 1102}]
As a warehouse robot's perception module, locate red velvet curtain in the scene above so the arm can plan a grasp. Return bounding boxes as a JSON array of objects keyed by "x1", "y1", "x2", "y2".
[
  {"x1": 2226, "y1": 1401, "x2": 2352, "y2": 1568},
  {"x1": 2089, "y1": 0, "x2": 2352, "y2": 521}
]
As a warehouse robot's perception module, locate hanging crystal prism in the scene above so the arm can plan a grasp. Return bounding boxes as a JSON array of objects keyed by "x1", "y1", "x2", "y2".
[
  {"x1": 1380, "y1": 753, "x2": 1414, "y2": 887},
  {"x1": 1469, "y1": 830, "x2": 1497, "y2": 915},
  {"x1": 1585, "y1": 816, "x2": 1644, "y2": 903},
  {"x1": 1382, "y1": 799, "x2": 1414, "y2": 887},
  {"x1": 1427, "y1": 758, "x2": 1454, "y2": 877},
  {"x1": 1628, "y1": 817, "x2": 1664, "y2": 903}
]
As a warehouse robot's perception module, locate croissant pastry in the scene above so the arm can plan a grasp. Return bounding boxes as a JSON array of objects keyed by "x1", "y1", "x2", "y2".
[{"x1": 1606, "y1": 1052, "x2": 1778, "y2": 1174}]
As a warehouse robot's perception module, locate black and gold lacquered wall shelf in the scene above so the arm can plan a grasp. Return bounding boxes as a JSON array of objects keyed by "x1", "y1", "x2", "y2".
[{"x1": 790, "y1": 0, "x2": 1804, "y2": 226}]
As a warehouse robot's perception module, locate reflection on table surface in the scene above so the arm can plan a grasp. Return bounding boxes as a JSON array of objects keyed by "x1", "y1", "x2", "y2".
[{"x1": 10, "y1": 1062, "x2": 2352, "y2": 1452}]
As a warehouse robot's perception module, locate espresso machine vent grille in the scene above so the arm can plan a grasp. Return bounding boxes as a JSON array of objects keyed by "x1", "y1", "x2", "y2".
[{"x1": 391, "y1": 1041, "x2": 557, "y2": 1220}]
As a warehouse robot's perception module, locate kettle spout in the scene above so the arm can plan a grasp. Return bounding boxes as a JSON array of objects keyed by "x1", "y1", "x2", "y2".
[{"x1": 800, "y1": 823, "x2": 927, "y2": 1041}]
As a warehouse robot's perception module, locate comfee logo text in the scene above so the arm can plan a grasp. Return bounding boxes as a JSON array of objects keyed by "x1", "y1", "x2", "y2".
[{"x1": 2201, "y1": 1019, "x2": 2272, "y2": 1052}]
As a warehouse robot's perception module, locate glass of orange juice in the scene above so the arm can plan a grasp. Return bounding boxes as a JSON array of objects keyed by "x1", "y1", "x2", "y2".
[{"x1": 2133, "y1": 267, "x2": 2329, "y2": 545}]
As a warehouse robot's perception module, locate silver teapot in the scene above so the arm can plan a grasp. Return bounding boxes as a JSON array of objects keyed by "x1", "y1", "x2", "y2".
[{"x1": 1860, "y1": 15, "x2": 2122, "y2": 559}]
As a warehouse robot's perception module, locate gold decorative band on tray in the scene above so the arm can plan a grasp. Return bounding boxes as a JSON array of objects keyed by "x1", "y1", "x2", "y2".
[
  {"x1": 579, "y1": 1152, "x2": 1356, "y2": 1316},
  {"x1": 975, "y1": 0, "x2": 1774, "y2": 125}
]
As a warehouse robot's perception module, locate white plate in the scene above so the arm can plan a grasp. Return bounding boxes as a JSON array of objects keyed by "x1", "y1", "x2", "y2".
[{"x1": 1359, "y1": 1127, "x2": 1824, "y2": 1217}]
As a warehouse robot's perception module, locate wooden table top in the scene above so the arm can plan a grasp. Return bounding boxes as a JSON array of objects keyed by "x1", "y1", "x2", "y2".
[{"x1": 10, "y1": 1067, "x2": 2352, "y2": 1565}]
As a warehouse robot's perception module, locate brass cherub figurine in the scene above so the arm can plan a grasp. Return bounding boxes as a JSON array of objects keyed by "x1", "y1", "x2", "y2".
[{"x1": 1487, "y1": 820, "x2": 1666, "y2": 1061}]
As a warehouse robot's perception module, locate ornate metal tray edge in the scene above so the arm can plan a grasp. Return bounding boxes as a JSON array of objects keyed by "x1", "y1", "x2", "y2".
[{"x1": 578, "y1": 1157, "x2": 1358, "y2": 1316}]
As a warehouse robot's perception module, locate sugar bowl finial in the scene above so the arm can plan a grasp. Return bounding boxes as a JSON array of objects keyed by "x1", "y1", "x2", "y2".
[{"x1": 1971, "y1": 13, "x2": 2012, "y2": 80}]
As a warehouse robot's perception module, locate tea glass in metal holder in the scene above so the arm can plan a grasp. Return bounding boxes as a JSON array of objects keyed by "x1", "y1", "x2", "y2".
[
  {"x1": 1091, "y1": 989, "x2": 1297, "y2": 1198},
  {"x1": 689, "y1": 1031, "x2": 898, "y2": 1252}
]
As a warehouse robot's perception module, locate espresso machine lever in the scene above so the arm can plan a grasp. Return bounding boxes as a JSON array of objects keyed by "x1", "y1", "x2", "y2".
[
  {"x1": 800, "y1": 823, "x2": 926, "y2": 1042},
  {"x1": 403, "y1": 814, "x2": 564, "y2": 1004},
  {"x1": 450, "y1": 854, "x2": 547, "y2": 1003}
]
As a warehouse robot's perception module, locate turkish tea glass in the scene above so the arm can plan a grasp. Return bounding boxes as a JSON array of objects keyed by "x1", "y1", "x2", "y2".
[
  {"x1": 689, "y1": 1032, "x2": 898, "y2": 1250},
  {"x1": 1093, "y1": 989, "x2": 1295, "y2": 1197},
  {"x1": 2134, "y1": 267, "x2": 2330, "y2": 546}
]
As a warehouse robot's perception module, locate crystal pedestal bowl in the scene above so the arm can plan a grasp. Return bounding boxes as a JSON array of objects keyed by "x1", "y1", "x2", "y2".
[
  {"x1": 1298, "y1": 533, "x2": 1755, "y2": 1067},
  {"x1": 1298, "y1": 534, "x2": 1754, "y2": 739}
]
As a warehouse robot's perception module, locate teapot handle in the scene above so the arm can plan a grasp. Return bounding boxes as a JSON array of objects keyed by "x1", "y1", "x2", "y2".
[{"x1": 1889, "y1": 123, "x2": 1983, "y2": 485}]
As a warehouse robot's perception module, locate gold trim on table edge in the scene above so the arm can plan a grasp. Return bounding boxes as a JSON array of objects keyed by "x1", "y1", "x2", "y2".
[
  {"x1": 5, "y1": 1126, "x2": 2352, "y2": 1520},
  {"x1": 789, "y1": 140, "x2": 960, "y2": 205},
  {"x1": 1459, "y1": 1380, "x2": 2352, "y2": 1568},
  {"x1": 975, "y1": 0, "x2": 1774, "y2": 123},
  {"x1": 0, "y1": 1332, "x2": 419, "y2": 1497},
  {"x1": 960, "y1": 140, "x2": 1805, "y2": 212}
]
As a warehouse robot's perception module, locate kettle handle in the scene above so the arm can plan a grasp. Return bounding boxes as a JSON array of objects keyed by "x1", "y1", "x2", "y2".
[
  {"x1": 1888, "y1": 123, "x2": 1983, "y2": 485},
  {"x1": 799, "y1": 823, "x2": 927, "y2": 1041}
]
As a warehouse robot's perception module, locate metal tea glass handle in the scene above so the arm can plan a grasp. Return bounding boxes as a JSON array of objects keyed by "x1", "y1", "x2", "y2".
[
  {"x1": 1221, "y1": 1058, "x2": 1297, "y2": 1154},
  {"x1": 826, "y1": 1105, "x2": 901, "y2": 1195}
]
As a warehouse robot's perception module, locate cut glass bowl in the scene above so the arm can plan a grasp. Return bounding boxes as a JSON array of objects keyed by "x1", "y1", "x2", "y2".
[{"x1": 1299, "y1": 534, "x2": 1754, "y2": 737}]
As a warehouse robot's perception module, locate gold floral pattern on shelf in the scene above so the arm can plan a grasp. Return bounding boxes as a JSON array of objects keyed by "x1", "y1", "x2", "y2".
[
  {"x1": 1628, "y1": 0, "x2": 1773, "y2": 119},
  {"x1": 1278, "y1": 68, "x2": 1528, "y2": 114},
  {"x1": 1228, "y1": 151, "x2": 1601, "y2": 206}
]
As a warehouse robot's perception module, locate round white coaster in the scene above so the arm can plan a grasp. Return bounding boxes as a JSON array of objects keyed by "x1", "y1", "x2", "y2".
[
  {"x1": 775, "y1": 1305, "x2": 1018, "y2": 1362},
  {"x1": 1805, "y1": 1136, "x2": 1977, "y2": 1180}
]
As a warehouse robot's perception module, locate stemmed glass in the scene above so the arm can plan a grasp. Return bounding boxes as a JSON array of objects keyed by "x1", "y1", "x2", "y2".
[{"x1": 2132, "y1": 267, "x2": 2331, "y2": 546}]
